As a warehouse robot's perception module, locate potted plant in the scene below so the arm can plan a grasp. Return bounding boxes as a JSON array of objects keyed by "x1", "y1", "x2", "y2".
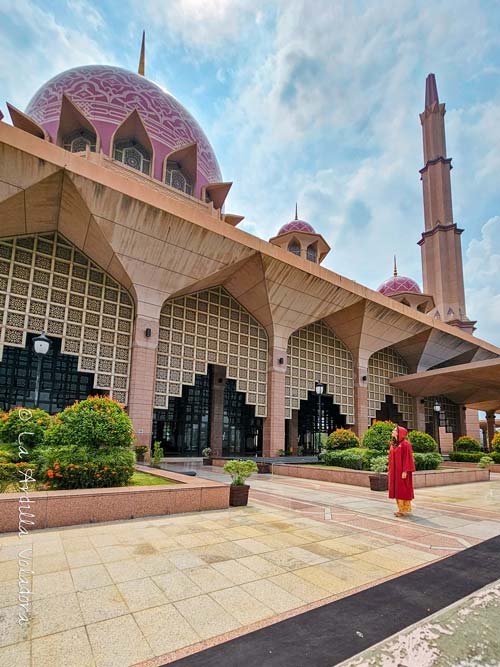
[
  {"x1": 369, "y1": 456, "x2": 388, "y2": 492},
  {"x1": 223, "y1": 459, "x2": 258, "y2": 506},
  {"x1": 151, "y1": 441, "x2": 163, "y2": 468},
  {"x1": 201, "y1": 447, "x2": 213, "y2": 465},
  {"x1": 134, "y1": 445, "x2": 148, "y2": 463}
]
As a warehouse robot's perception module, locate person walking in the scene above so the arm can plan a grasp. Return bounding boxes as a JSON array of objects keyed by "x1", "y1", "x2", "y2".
[{"x1": 388, "y1": 425, "x2": 416, "y2": 517}]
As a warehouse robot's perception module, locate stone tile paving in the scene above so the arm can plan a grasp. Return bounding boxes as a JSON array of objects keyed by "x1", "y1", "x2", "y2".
[
  {"x1": 341, "y1": 579, "x2": 500, "y2": 667},
  {"x1": 0, "y1": 470, "x2": 498, "y2": 667}
]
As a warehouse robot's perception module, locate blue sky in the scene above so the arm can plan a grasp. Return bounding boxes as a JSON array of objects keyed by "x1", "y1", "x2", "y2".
[{"x1": 1, "y1": 0, "x2": 499, "y2": 345}]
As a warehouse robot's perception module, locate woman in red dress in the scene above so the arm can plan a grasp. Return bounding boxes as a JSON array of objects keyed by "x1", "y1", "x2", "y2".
[{"x1": 388, "y1": 425, "x2": 416, "y2": 517}]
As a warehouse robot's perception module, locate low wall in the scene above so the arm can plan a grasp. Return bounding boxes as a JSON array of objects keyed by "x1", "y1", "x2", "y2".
[
  {"x1": 0, "y1": 466, "x2": 229, "y2": 534},
  {"x1": 444, "y1": 461, "x2": 500, "y2": 473},
  {"x1": 270, "y1": 464, "x2": 490, "y2": 488}
]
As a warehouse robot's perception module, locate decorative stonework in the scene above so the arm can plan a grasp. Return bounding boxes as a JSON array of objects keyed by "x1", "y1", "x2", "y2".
[
  {"x1": 368, "y1": 347, "x2": 415, "y2": 427},
  {"x1": 156, "y1": 286, "x2": 268, "y2": 416},
  {"x1": 0, "y1": 233, "x2": 133, "y2": 404},
  {"x1": 425, "y1": 395, "x2": 459, "y2": 434},
  {"x1": 285, "y1": 321, "x2": 354, "y2": 423}
]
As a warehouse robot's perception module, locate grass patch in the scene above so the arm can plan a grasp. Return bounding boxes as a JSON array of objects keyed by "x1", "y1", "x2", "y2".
[{"x1": 129, "y1": 471, "x2": 178, "y2": 486}]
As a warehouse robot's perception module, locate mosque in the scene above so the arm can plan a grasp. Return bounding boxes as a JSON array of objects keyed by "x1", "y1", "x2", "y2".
[{"x1": 0, "y1": 38, "x2": 499, "y2": 457}]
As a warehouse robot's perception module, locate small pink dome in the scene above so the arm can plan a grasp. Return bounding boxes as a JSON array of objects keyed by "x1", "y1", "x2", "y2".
[
  {"x1": 25, "y1": 65, "x2": 222, "y2": 190},
  {"x1": 377, "y1": 275, "x2": 422, "y2": 297},
  {"x1": 278, "y1": 219, "x2": 316, "y2": 235}
]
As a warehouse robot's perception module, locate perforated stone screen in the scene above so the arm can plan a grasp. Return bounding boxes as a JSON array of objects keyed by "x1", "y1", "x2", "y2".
[
  {"x1": 156, "y1": 286, "x2": 268, "y2": 416},
  {"x1": 0, "y1": 233, "x2": 133, "y2": 404},
  {"x1": 424, "y1": 395, "x2": 459, "y2": 434},
  {"x1": 285, "y1": 321, "x2": 354, "y2": 423},
  {"x1": 368, "y1": 347, "x2": 415, "y2": 427}
]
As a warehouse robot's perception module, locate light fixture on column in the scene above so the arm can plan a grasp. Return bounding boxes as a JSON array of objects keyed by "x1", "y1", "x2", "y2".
[
  {"x1": 315, "y1": 382, "x2": 324, "y2": 457},
  {"x1": 145, "y1": 328, "x2": 152, "y2": 338},
  {"x1": 33, "y1": 332, "x2": 51, "y2": 408},
  {"x1": 433, "y1": 401, "x2": 441, "y2": 453}
]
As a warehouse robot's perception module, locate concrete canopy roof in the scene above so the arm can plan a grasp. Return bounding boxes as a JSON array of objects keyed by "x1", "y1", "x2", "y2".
[{"x1": 390, "y1": 358, "x2": 500, "y2": 412}]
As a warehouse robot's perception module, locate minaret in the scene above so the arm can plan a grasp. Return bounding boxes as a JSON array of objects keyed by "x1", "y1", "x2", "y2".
[{"x1": 418, "y1": 73, "x2": 475, "y2": 333}]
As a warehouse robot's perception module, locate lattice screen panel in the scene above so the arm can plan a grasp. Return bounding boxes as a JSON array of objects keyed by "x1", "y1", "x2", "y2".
[
  {"x1": 156, "y1": 286, "x2": 268, "y2": 416},
  {"x1": 0, "y1": 233, "x2": 133, "y2": 404},
  {"x1": 424, "y1": 395, "x2": 459, "y2": 434},
  {"x1": 285, "y1": 321, "x2": 354, "y2": 423},
  {"x1": 368, "y1": 347, "x2": 415, "y2": 427}
]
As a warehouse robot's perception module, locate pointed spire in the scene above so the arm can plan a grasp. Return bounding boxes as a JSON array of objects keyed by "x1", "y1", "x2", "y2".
[
  {"x1": 425, "y1": 73, "x2": 439, "y2": 108},
  {"x1": 138, "y1": 31, "x2": 145, "y2": 76},
  {"x1": 294, "y1": 203, "x2": 298, "y2": 220},
  {"x1": 393, "y1": 255, "x2": 398, "y2": 277}
]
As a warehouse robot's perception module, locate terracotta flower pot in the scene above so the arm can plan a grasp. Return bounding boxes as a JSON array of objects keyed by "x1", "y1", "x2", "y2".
[
  {"x1": 203, "y1": 458, "x2": 212, "y2": 466},
  {"x1": 369, "y1": 473, "x2": 388, "y2": 492},
  {"x1": 229, "y1": 484, "x2": 250, "y2": 506},
  {"x1": 256, "y1": 462, "x2": 271, "y2": 474}
]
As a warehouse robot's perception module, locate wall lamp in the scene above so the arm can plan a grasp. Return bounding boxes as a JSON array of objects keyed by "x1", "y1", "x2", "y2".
[{"x1": 145, "y1": 328, "x2": 152, "y2": 338}]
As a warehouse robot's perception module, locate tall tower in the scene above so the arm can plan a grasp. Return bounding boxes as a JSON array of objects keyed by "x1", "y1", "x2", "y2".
[{"x1": 418, "y1": 73, "x2": 475, "y2": 333}]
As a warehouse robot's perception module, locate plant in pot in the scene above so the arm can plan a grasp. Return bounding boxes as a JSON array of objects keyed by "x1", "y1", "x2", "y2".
[
  {"x1": 223, "y1": 459, "x2": 258, "y2": 506},
  {"x1": 201, "y1": 447, "x2": 213, "y2": 466},
  {"x1": 151, "y1": 441, "x2": 163, "y2": 468},
  {"x1": 134, "y1": 445, "x2": 148, "y2": 463},
  {"x1": 369, "y1": 455, "x2": 388, "y2": 492}
]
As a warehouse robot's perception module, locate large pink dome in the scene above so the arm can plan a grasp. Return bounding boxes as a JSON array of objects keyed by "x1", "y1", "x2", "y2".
[
  {"x1": 25, "y1": 65, "x2": 222, "y2": 189},
  {"x1": 278, "y1": 219, "x2": 316, "y2": 235},
  {"x1": 377, "y1": 275, "x2": 422, "y2": 297}
]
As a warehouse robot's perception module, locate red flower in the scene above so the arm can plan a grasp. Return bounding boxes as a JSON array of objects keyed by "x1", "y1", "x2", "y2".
[{"x1": 47, "y1": 470, "x2": 54, "y2": 478}]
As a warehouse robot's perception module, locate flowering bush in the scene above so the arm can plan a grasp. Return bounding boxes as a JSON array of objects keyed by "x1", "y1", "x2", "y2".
[
  {"x1": 45, "y1": 396, "x2": 134, "y2": 450},
  {"x1": 324, "y1": 428, "x2": 360, "y2": 450},
  {"x1": 491, "y1": 433, "x2": 500, "y2": 452},
  {"x1": 453, "y1": 436, "x2": 481, "y2": 452},
  {"x1": 361, "y1": 421, "x2": 395, "y2": 451},
  {"x1": 36, "y1": 445, "x2": 134, "y2": 489},
  {"x1": 0, "y1": 407, "x2": 52, "y2": 449}
]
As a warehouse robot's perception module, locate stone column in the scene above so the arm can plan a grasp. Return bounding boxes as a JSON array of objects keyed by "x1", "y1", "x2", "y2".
[
  {"x1": 263, "y1": 347, "x2": 287, "y2": 457},
  {"x1": 353, "y1": 365, "x2": 369, "y2": 439},
  {"x1": 415, "y1": 397, "x2": 427, "y2": 432},
  {"x1": 485, "y1": 411, "x2": 496, "y2": 452},
  {"x1": 127, "y1": 315, "x2": 159, "y2": 458},
  {"x1": 464, "y1": 408, "x2": 481, "y2": 441},
  {"x1": 210, "y1": 366, "x2": 226, "y2": 456}
]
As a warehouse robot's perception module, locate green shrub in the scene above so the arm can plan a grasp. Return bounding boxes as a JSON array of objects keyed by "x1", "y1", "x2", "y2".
[
  {"x1": 413, "y1": 452, "x2": 442, "y2": 470},
  {"x1": 478, "y1": 456, "x2": 494, "y2": 469},
  {"x1": 408, "y1": 431, "x2": 438, "y2": 453},
  {"x1": 491, "y1": 433, "x2": 500, "y2": 452},
  {"x1": 36, "y1": 447, "x2": 135, "y2": 490},
  {"x1": 490, "y1": 452, "x2": 500, "y2": 464},
  {"x1": 151, "y1": 441, "x2": 163, "y2": 466},
  {"x1": 45, "y1": 396, "x2": 134, "y2": 450},
  {"x1": 449, "y1": 451, "x2": 483, "y2": 462},
  {"x1": 361, "y1": 421, "x2": 395, "y2": 451},
  {"x1": 324, "y1": 428, "x2": 360, "y2": 450},
  {"x1": 320, "y1": 448, "x2": 379, "y2": 470},
  {"x1": 0, "y1": 408, "x2": 52, "y2": 450},
  {"x1": 0, "y1": 462, "x2": 33, "y2": 492},
  {"x1": 223, "y1": 459, "x2": 258, "y2": 486},
  {"x1": 453, "y1": 436, "x2": 481, "y2": 452},
  {"x1": 0, "y1": 447, "x2": 15, "y2": 463},
  {"x1": 370, "y1": 456, "x2": 388, "y2": 473}
]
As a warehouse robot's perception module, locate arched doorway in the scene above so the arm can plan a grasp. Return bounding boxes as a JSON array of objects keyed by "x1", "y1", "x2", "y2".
[
  {"x1": 0, "y1": 333, "x2": 101, "y2": 413},
  {"x1": 223, "y1": 378, "x2": 262, "y2": 456},
  {"x1": 297, "y1": 389, "x2": 346, "y2": 455}
]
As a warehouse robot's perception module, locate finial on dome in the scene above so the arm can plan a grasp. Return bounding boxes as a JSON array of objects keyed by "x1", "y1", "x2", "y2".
[
  {"x1": 294, "y1": 203, "x2": 298, "y2": 221},
  {"x1": 425, "y1": 73, "x2": 439, "y2": 108},
  {"x1": 138, "y1": 31, "x2": 146, "y2": 76},
  {"x1": 393, "y1": 255, "x2": 398, "y2": 277}
]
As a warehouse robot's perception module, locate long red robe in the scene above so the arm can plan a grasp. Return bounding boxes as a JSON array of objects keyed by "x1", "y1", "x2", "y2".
[{"x1": 388, "y1": 425, "x2": 416, "y2": 500}]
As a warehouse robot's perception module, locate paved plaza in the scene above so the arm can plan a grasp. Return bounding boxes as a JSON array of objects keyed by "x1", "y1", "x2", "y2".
[{"x1": 1, "y1": 469, "x2": 499, "y2": 667}]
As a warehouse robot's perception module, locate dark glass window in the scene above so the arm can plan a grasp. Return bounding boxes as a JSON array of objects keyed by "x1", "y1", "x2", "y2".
[
  {"x1": 63, "y1": 129, "x2": 97, "y2": 152},
  {"x1": 165, "y1": 161, "x2": 193, "y2": 196},
  {"x1": 297, "y1": 390, "x2": 346, "y2": 455},
  {"x1": 113, "y1": 139, "x2": 151, "y2": 174},
  {"x1": 306, "y1": 244, "x2": 317, "y2": 262},
  {"x1": 223, "y1": 379, "x2": 262, "y2": 456},
  {"x1": 152, "y1": 371, "x2": 211, "y2": 456},
  {"x1": 288, "y1": 240, "x2": 301, "y2": 256},
  {"x1": 0, "y1": 334, "x2": 100, "y2": 413}
]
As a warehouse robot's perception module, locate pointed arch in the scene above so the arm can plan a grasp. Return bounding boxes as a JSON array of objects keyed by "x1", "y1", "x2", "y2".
[
  {"x1": 164, "y1": 143, "x2": 197, "y2": 196},
  {"x1": 7, "y1": 103, "x2": 48, "y2": 141},
  {"x1": 56, "y1": 94, "x2": 100, "y2": 152},
  {"x1": 287, "y1": 238, "x2": 301, "y2": 257},
  {"x1": 368, "y1": 347, "x2": 416, "y2": 427},
  {"x1": 110, "y1": 109, "x2": 154, "y2": 175}
]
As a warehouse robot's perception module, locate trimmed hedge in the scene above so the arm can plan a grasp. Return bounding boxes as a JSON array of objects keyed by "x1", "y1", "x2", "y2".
[
  {"x1": 320, "y1": 448, "x2": 441, "y2": 471},
  {"x1": 407, "y1": 431, "x2": 438, "y2": 453},
  {"x1": 413, "y1": 452, "x2": 442, "y2": 470},
  {"x1": 361, "y1": 421, "x2": 395, "y2": 451},
  {"x1": 449, "y1": 451, "x2": 483, "y2": 462},
  {"x1": 453, "y1": 436, "x2": 481, "y2": 452},
  {"x1": 324, "y1": 428, "x2": 360, "y2": 450},
  {"x1": 45, "y1": 396, "x2": 134, "y2": 450}
]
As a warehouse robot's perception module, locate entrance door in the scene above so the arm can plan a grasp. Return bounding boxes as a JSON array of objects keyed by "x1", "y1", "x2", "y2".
[
  {"x1": 298, "y1": 391, "x2": 346, "y2": 455},
  {"x1": 222, "y1": 379, "x2": 262, "y2": 456}
]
